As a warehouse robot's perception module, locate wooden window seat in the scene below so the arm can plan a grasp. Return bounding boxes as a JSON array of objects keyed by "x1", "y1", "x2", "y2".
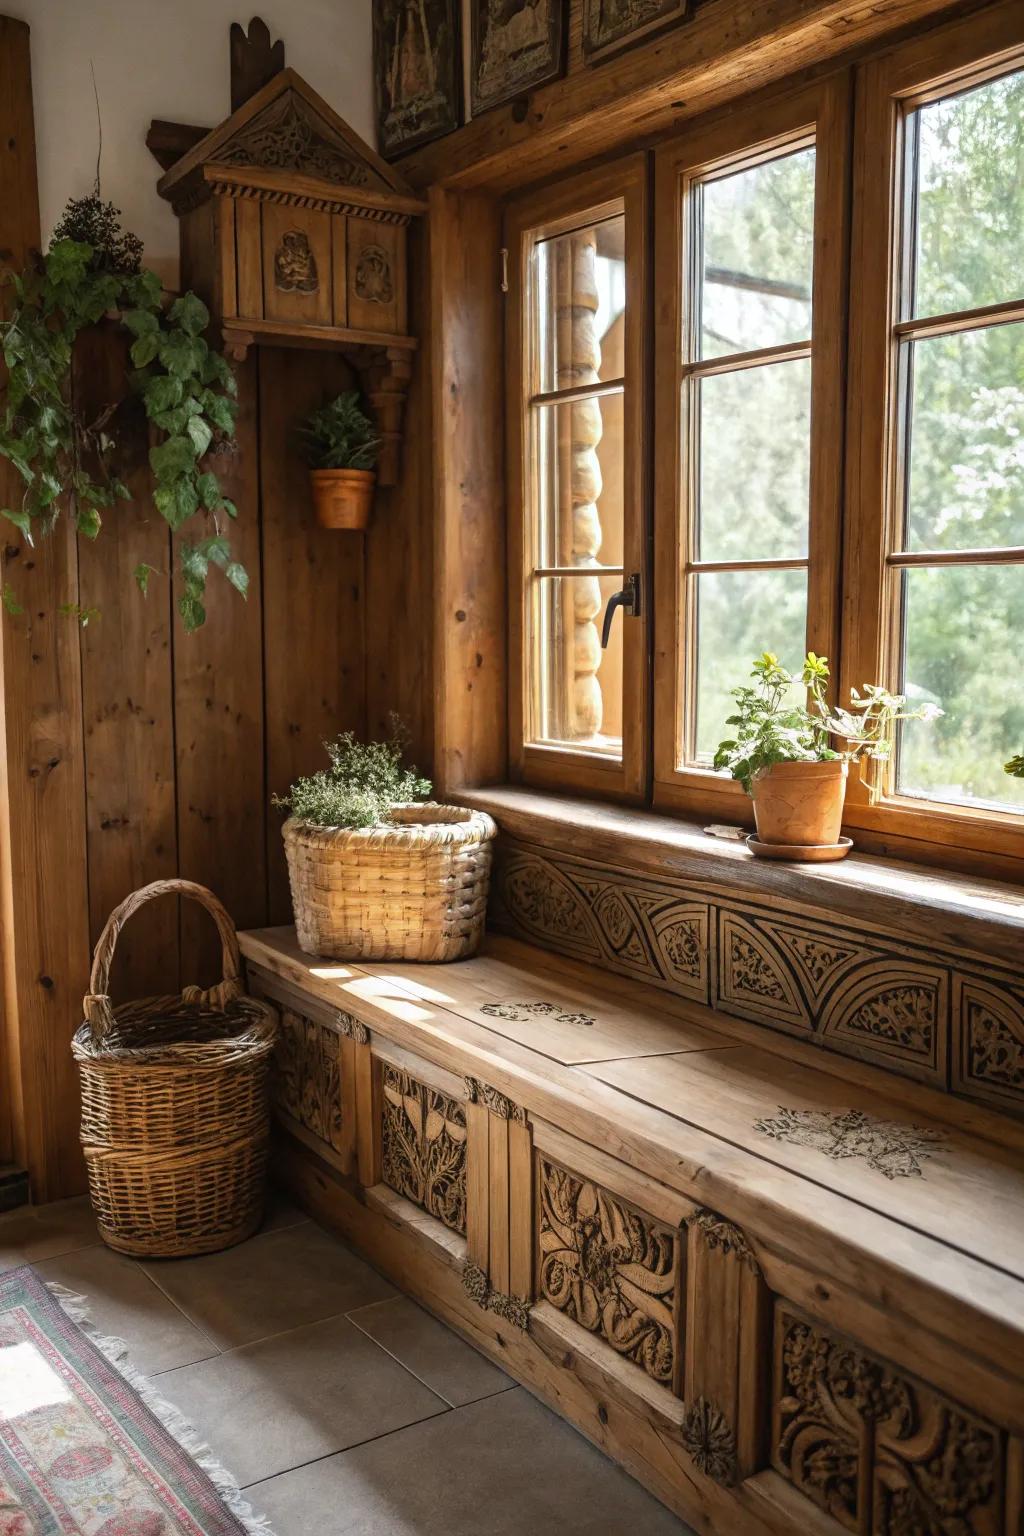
[{"x1": 239, "y1": 924, "x2": 1024, "y2": 1536}]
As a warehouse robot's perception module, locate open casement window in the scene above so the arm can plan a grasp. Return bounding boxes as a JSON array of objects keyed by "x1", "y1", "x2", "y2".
[
  {"x1": 505, "y1": 157, "x2": 649, "y2": 800},
  {"x1": 845, "y1": 5, "x2": 1024, "y2": 866},
  {"x1": 651, "y1": 80, "x2": 849, "y2": 819}
]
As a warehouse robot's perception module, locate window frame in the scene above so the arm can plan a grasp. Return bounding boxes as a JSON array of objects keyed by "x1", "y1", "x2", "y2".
[
  {"x1": 504, "y1": 155, "x2": 650, "y2": 803},
  {"x1": 651, "y1": 77, "x2": 851, "y2": 820},
  {"x1": 842, "y1": 3, "x2": 1024, "y2": 865}
]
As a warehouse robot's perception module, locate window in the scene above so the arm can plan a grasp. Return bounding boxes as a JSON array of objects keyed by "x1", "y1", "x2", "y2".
[
  {"x1": 845, "y1": 3, "x2": 1024, "y2": 861},
  {"x1": 502, "y1": 4, "x2": 1024, "y2": 869},
  {"x1": 505, "y1": 159, "x2": 649, "y2": 799},
  {"x1": 652, "y1": 81, "x2": 847, "y2": 816}
]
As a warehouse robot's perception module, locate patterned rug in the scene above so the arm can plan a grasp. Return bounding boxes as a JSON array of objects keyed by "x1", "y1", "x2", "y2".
[{"x1": 0, "y1": 1265, "x2": 273, "y2": 1536}]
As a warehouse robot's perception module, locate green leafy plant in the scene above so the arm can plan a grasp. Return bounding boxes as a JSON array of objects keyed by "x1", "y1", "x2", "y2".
[
  {"x1": 1006, "y1": 754, "x2": 1024, "y2": 778},
  {"x1": 296, "y1": 391, "x2": 379, "y2": 471},
  {"x1": 714, "y1": 652, "x2": 942, "y2": 796},
  {"x1": 0, "y1": 194, "x2": 242, "y2": 631},
  {"x1": 273, "y1": 720, "x2": 431, "y2": 830}
]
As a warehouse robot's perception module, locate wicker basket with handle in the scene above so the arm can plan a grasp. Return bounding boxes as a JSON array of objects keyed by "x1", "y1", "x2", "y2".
[
  {"x1": 282, "y1": 803, "x2": 497, "y2": 962},
  {"x1": 72, "y1": 879, "x2": 278, "y2": 1259}
]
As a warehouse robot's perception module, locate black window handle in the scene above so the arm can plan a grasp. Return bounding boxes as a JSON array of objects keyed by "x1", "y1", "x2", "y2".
[{"x1": 601, "y1": 572, "x2": 641, "y2": 648}]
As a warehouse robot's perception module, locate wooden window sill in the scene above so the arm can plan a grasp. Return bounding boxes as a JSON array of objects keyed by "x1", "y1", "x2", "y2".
[{"x1": 456, "y1": 784, "x2": 1024, "y2": 969}]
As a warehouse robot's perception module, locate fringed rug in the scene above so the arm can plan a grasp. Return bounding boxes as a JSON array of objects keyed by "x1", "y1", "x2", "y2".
[{"x1": 0, "y1": 1265, "x2": 273, "y2": 1536}]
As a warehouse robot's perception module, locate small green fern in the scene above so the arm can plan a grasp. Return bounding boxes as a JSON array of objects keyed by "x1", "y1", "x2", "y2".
[{"x1": 296, "y1": 391, "x2": 379, "y2": 471}]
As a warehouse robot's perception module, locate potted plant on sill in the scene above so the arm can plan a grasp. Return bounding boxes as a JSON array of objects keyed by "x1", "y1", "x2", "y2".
[
  {"x1": 713, "y1": 652, "x2": 942, "y2": 862},
  {"x1": 297, "y1": 390, "x2": 380, "y2": 530},
  {"x1": 273, "y1": 722, "x2": 497, "y2": 962}
]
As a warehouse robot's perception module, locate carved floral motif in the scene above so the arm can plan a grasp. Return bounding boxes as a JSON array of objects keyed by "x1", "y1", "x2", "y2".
[
  {"x1": 773, "y1": 1308, "x2": 1001, "y2": 1534},
  {"x1": 463, "y1": 1261, "x2": 531, "y2": 1330},
  {"x1": 273, "y1": 1008, "x2": 344, "y2": 1155},
  {"x1": 479, "y1": 1000, "x2": 596, "y2": 1028},
  {"x1": 381, "y1": 1066, "x2": 467, "y2": 1234},
  {"x1": 274, "y1": 229, "x2": 318, "y2": 293},
  {"x1": 538, "y1": 1159, "x2": 678, "y2": 1385},
  {"x1": 960, "y1": 983, "x2": 1024, "y2": 1097},
  {"x1": 464, "y1": 1077, "x2": 527, "y2": 1123},
  {"x1": 731, "y1": 933, "x2": 790, "y2": 1002},
  {"x1": 221, "y1": 92, "x2": 369, "y2": 183},
  {"x1": 354, "y1": 245, "x2": 394, "y2": 305},
  {"x1": 680, "y1": 1397, "x2": 738, "y2": 1486},
  {"x1": 842, "y1": 986, "x2": 935, "y2": 1056},
  {"x1": 754, "y1": 1106, "x2": 947, "y2": 1180},
  {"x1": 692, "y1": 1209, "x2": 761, "y2": 1275}
]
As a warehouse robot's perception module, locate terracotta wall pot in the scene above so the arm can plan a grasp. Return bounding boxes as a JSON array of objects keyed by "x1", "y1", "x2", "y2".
[
  {"x1": 750, "y1": 758, "x2": 848, "y2": 847},
  {"x1": 310, "y1": 468, "x2": 375, "y2": 530}
]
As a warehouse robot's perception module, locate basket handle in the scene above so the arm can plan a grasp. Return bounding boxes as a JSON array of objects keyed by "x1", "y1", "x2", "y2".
[{"x1": 83, "y1": 879, "x2": 243, "y2": 1041}]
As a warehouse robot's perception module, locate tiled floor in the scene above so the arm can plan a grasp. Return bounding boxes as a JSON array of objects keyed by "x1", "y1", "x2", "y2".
[{"x1": 1, "y1": 1196, "x2": 694, "y2": 1535}]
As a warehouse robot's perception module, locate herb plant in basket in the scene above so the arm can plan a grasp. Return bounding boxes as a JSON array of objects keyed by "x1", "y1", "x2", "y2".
[
  {"x1": 273, "y1": 724, "x2": 497, "y2": 962},
  {"x1": 713, "y1": 652, "x2": 942, "y2": 860},
  {"x1": 296, "y1": 390, "x2": 380, "y2": 530}
]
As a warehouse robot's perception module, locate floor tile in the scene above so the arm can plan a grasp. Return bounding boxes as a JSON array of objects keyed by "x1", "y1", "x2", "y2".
[
  {"x1": 0, "y1": 1197, "x2": 98, "y2": 1271},
  {"x1": 259, "y1": 1193, "x2": 309, "y2": 1235},
  {"x1": 248, "y1": 1386, "x2": 693, "y2": 1535},
  {"x1": 141, "y1": 1222, "x2": 396, "y2": 1348},
  {"x1": 156, "y1": 1313, "x2": 448, "y2": 1487},
  {"x1": 34, "y1": 1243, "x2": 219, "y2": 1376},
  {"x1": 348, "y1": 1295, "x2": 513, "y2": 1408}
]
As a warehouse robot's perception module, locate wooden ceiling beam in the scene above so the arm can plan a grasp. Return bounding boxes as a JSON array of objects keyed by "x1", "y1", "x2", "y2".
[{"x1": 398, "y1": 0, "x2": 976, "y2": 192}]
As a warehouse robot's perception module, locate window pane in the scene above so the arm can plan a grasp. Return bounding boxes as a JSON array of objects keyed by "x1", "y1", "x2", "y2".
[
  {"x1": 897, "y1": 564, "x2": 1024, "y2": 810},
  {"x1": 692, "y1": 568, "x2": 808, "y2": 761},
  {"x1": 527, "y1": 573, "x2": 623, "y2": 755},
  {"x1": 532, "y1": 393, "x2": 624, "y2": 569},
  {"x1": 911, "y1": 68, "x2": 1024, "y2": 319},
  {"x1": 903, "y1": 323, "x2": 1024, "y2": 552},
  {"x1": 700, "y1": 146, "x2": 815, "y2": 359},
  {"x1": 533, "y1": 215, "x2": 626, "y2": 395},
  {"x1": 697, "y1": 359, "x2": 811, "y2": 562}
]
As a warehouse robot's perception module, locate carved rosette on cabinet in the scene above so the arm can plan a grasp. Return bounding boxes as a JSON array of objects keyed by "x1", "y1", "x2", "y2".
[
  {"x1": 491, "y1": 840, "x2": 1024, "y2": 1114},
  {"x1": 381, "y1": 1065, "x2": 468, "y2": 1235},
  {"x1": 538, "y1": 1157, "x2": 680, "y2": 1387},
  {"x1": 772, "y1": 1305, "x2": 1004, "y2": 1535},
  {"x1": 154, "y1": 68, "x2": 425, "y2": 485}
]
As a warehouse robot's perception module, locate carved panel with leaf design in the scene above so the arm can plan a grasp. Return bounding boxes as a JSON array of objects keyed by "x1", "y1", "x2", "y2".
[
  {"x1": 273, "y1": 1008, "x2": 345, "y2": 1161},
  {"x1": 538, "y1": 1157, "x2": 680, "y2": 1388},
  {"x1": 381, "y1": 1065, "x2": 467, "y2": 1236},
  {"x1": 487, "y1": 842, "x2": 1024, "y2": 1109},
  {"x1": 772, "y1": 1304, "x2": 1004, "y2": 1534}
]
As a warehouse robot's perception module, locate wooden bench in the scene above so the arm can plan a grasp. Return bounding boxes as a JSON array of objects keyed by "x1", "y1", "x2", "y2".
[{"x1": 239, "y1": 925, "x2": 1024, "y2": 1536}]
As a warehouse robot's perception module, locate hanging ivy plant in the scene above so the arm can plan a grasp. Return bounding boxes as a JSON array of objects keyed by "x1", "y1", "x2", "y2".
[{"x1": 0, "y1": 194, "x2": 244, "y2": 631}]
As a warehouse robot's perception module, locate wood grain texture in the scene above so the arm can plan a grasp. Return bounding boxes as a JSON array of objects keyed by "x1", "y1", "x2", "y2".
[
  {"x1": 76, "y1": 327, "x2": 177, "y2": 1005},
  {"x1": 258, "y1": 346, "x2": 365, "y2": 920},
  {"x1": 173, "y1": 353, "x2": 266, "y2": 990},
  {"x1": 0, "y1": 17, "x2": 90, "y2": 1196}
]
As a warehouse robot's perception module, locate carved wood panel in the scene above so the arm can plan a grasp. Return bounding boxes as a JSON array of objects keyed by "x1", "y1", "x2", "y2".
[
  {"x1": 381, "y1": 1065, "x2": 468, "y2": 1235},
  {"x1": 273, "y1": 1007, "x2": 345, "y2": 1159},
  {"x1": 491, "y1": 841, "x2": 1023, "y2": 1113},
  {"x1": 538, "y1": 1156, "x2": 680, "y2": 1387},
  {"x1": 772, "y1": 1304, "x2": 1004, "y2": 1535}
]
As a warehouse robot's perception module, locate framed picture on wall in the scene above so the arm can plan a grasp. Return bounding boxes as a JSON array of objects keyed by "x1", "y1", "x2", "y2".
[
  {"x1": 373, "y1": 0, "x2": 462, "y2": 158},
  {"x1": 582, "y1": 0, "x2": 690, "y2": 65},
  {"x1": 470, "y1": 0, "x2": 565, "y2": 116}
]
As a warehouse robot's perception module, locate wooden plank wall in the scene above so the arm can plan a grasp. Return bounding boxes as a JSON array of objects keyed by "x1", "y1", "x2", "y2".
[{"x1": 1, "y1": 273, "x2": 431, "y2": 1194}]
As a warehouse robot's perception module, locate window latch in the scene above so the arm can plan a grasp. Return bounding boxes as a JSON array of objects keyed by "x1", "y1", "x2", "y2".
[{"x1": 600, "y1": 572, "x2": 641, "y2": 648}]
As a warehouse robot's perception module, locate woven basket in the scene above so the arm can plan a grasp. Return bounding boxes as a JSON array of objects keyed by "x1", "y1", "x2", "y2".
[
  {"x1": 283, "y1": 803, "x2": 497, "y2": 962},
  {"x1": 72, "y1": 879, "x2": 278, "y2": 1259}
]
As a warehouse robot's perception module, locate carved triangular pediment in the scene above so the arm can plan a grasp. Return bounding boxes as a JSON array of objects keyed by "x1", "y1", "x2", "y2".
[{"x1": 157, "y1": 68, "x2": 414, "y2": 208}]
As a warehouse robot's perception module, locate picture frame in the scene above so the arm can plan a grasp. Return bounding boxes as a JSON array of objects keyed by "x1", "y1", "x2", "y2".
[
  {"x1": 373, "y1": 0, "x2": 462, "y2": 158},
  {"x1": 470, "y1": 0, "x2": 566, "y2": 117},
  {"x1": 582, "y1": 0, "x2": 689, "y2": 66}
]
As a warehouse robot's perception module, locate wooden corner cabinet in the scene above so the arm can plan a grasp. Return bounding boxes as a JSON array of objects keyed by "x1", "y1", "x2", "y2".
[
  {"x1": 240, "y1": 925, "x2": 1024, "y2": 1536},
  {"x1": 155, "y1": 69, "x2": 425, "y2": 484}
]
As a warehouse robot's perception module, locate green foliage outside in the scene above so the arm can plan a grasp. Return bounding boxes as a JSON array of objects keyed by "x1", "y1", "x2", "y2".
[
  {"x1": 0, "y1": 195, "x2": 243, "y2": 632},
  {"x1": 296, "y1": 391, "x2": 380, "y2": 471},
  {"x1": 714, "y1": 652, "x2": 941, "y2": 796},
  {"x1": 693, "y1": 71, "x2": 1024, "y2": 809},
  {"x1": 273, "y1": 722, "x2": 431, "y2": 830}
]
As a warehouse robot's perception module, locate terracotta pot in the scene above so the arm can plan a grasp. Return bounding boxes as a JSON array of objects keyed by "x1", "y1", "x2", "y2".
[
  {"x1": 309, "y1": 468, "x2": 375, "y2": 530},
  {"x1": 750, "y1": 759, "x2": 848, "y2": 848}
]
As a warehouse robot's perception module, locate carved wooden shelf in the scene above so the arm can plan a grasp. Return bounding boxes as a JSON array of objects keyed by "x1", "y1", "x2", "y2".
[{"x1": 155, "y1": 69, "x2": 425, "y2": 486}]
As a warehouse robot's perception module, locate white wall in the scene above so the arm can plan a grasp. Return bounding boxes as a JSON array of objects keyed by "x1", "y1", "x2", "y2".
[{"x1": 6, "y1": 0, "x2": 374, "y2": 287}]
